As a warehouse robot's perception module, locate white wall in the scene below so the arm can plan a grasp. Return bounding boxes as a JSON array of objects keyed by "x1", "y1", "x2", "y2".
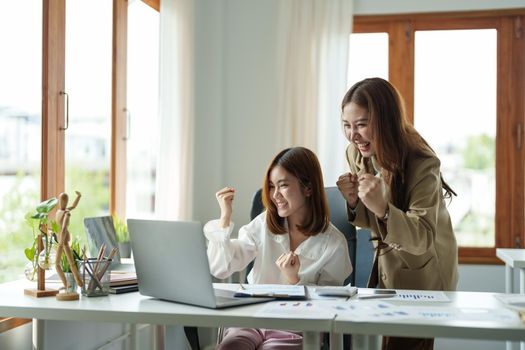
[{"x1": 193, "y1": 0, "x2": 280, "y2": 228}]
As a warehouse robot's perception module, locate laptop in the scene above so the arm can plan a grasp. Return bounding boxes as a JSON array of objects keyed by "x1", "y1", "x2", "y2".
[
  {"x1": 84, "y1": 216, "x2": 135, "y2": 272},
  {"x1": 127, "y1": 218, "x2": 273, "y2": 309}
]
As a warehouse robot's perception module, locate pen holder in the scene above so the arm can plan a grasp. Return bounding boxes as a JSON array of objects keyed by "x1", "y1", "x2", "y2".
[{"x1": 78, "y1": 258, "x2": 112, "y2": 297}]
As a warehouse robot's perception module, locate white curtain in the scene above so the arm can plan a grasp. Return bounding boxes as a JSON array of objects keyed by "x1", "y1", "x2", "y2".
[
  {"x1": 276, "y1": 0, "x2": 353, "y2": 186},
  {"x1": 155, "y1": 0, "x2": 194, "y2": 220}
]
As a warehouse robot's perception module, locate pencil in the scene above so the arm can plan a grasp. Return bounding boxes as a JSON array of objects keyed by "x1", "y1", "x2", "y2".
[{"x1": 96, "y1": 247, "x2": 118, "y2": 282}]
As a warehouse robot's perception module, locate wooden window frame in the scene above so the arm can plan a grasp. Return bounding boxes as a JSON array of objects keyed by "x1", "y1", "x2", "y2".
[
  {"x1": 41, "y1": 0, "x2": 129, "y2": 211},
  {"x1": 1, "y1": 0, "x2": 130, "y2": 334},
  {"x1": 354, "y1": 9, "x2": 525, "y2": 264},
  {"x1": 142, "y1": 0, "x2": 160, "y2": 12}
]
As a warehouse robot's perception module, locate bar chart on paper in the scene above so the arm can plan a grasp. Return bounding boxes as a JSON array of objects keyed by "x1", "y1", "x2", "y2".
[{"x1": 393, "y1": 290, "x2": 449, "y2": 302}]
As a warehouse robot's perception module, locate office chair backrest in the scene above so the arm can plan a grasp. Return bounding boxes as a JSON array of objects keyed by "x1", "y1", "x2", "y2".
[
  {"x1": 355, "y1": 228, "x2": 374, "y2": 288},
  {"x1": 324, "y1": 187, "x2": 356, "y2": 286},
  {"x1": 248, "y1": 187, "x2": 374, "y2": 287},
  {"x1": 250, "y1": 189, "x2": 264, "y2": 221}
]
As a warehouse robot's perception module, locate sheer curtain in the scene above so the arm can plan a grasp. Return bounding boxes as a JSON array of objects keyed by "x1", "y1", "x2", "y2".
[
  {"x1": 276, "y1": 0, "x2": 353, "y2": 186},
  {"x1": 155, "y1": 0, "x2": 194, "y2": 220}
]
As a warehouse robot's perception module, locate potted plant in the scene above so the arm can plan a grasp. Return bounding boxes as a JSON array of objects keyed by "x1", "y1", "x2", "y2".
[
  {"x1": 24, "y1": 197, "x2": 59, "y2": 280},
  {"x1": 113, "y1": 214, "x2": 131, "y2": 258},
  {"x1": 60, "y1": 239, "x2": 82, "y2": 293}
]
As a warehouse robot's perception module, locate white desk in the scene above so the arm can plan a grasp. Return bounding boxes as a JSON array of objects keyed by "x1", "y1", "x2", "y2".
[
  {"x1": 4, "y1": 280, "x2": 525, "y2": 350},
  {"x1": 497, "y1": 248, "x2": 525, "y2": 350},
  {"x1": 0, "y1": 280, "x2": 331, "y2": 350},
  {"x1": 497, "y1": 249, "x2": 525, "y2": 294},
  {"x1": 333, "y1": 290, "x2": 525, "y2": 350}
]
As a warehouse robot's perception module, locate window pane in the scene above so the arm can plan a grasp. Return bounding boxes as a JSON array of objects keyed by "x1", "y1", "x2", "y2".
[
  {"x1": 126, "y1": 1, "x2": 159, "y2": 218},
  {"x1": 348, "y1": 33, "x2": 389, "y2": 88},
  {"x1": 65, "y1": 0, "x2": 112, "y2": 246},
  {"x1": 414, "y1": 29, "x2": 497, "y2": 247},
  {"x1": 0, "y1": 2, "x2": 42, "y2": 282}
]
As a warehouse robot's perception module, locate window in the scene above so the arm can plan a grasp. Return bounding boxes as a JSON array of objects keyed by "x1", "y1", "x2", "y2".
[
  {"x1": 414, "y1": 29, "x2": 497, "y2": 248},
  {"x1": 126, "y1": 1, "x2": 160, "y2": 218},
  {"x1": 349, "y1": 11, "x2": 525, "y2": 263},
  {"x1": 0, "y1": 1, "x2": 42, "y2": 283},
  {"x1": 64, "y1": 0, "x2": 113, "y2": 245},
  {"x1": 0, "y1": 0, "x2": 154, "y2": 334},
  {"x1": 0, "y1": 0, "x2": 133, "y2": 285}
]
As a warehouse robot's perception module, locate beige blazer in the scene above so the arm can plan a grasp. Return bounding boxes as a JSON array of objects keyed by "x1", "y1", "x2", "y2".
[{"x1": 346, "y1": 144, "x2": 458, "y2": 291}]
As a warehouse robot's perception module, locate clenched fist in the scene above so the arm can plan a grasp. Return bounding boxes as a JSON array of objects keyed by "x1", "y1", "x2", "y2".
[
  {"x1": 276, "y1": 251, "x2": 300, "y2": 285},
  {"x1": 216, "y1": 187, "x2": 235, "y2": 228}
]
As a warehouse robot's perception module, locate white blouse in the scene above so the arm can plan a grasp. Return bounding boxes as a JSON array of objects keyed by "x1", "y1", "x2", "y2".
[{"x1": 204, "y1": 212, "x2": 353, "y2": 286}]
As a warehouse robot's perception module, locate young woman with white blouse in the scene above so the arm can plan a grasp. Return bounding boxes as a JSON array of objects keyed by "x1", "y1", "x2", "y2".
[{"x1": 205, "y1": 146, "x2": 353, "y2": 350}]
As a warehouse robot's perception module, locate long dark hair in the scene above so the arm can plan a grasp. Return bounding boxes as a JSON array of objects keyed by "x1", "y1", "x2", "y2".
[
  {"x1": 341, "y1": 78, "x2": 456, "y2": 210},
  {"x1": 262, "y1": 147, "x2": 329, "y2": 235}
]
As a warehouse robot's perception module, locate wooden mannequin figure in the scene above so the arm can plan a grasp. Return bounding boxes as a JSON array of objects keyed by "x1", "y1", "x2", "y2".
[{"x1": 55, "y1": 191, "x2": 84, "y2": 301}]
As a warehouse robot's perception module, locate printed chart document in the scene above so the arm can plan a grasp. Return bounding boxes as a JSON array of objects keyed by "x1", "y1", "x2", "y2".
[
  {"x1": 357, "y1": 289, "x2": 449, "y2": 302},
  {"x1": 392, "y1": 290, "x2": 449, "y2": 302},
  {"x1": 255, "y1": 300, "x2": 339, "y2": 319},
  {"x1": 333, "y1": 300, "x2": 519, "y2": 322},
  {"x1": 235, "y1": 284, "x2": 306, "y2": 300}
]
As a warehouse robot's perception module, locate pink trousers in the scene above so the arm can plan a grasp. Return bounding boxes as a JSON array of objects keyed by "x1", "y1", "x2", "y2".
[{"x1": 217, "y1": 327, "x2": 303, "y2": 350}]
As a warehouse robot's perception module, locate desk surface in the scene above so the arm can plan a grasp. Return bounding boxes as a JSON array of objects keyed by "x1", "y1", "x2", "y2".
[
  {"x1": 335, "y1": 290, "x2": 525, "y2": 342},
  {"x1": 0, "y1": 280, "x2": 333, "y2": 333},
  {"x1": 496, "y1": 248, "x2": 525, "y2": 268},
  {"x1": 2, "y1": 281, "x2": 525, "y2": 344}
]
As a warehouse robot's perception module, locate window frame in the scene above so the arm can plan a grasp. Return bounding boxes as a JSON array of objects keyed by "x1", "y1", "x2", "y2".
[
  {"x1": 1, "y1": 0, "x2": 130, "y2": 335},
  {"x1": 353, "y1": 9, "x2": 525, "y2": 264},
  {"x1": 42, "y1": 0, "x2": 128, "y2": 212}
]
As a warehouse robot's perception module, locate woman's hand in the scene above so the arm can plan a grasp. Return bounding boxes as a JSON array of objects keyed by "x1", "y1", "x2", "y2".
[
  {"x1": 275, "y1": 251, "x2": 300, "y2": 284},
  {"x1": 357, "y1": 174, "x2": 388, "y2": 218},
  {"x1": 336, "y1": 172, "x2": 359, "y2": 208},
  {"x1": 216, "y1": 187, "x2": 235, "y2": 228}
]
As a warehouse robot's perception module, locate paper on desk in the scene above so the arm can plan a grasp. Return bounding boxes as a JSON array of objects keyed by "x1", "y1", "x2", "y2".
[
  {"x1": 495, "y1": 294, "x2": 525, "y2": 311},
  {"x1": 255, "y1": 300, "x2": 338, "y2": 319},
  {"x1": 390, "y1": 290, "x2": 449, "y2": 302},
  {"x1": 332, "y1": 300, "x2": 519, "y2": 322}
]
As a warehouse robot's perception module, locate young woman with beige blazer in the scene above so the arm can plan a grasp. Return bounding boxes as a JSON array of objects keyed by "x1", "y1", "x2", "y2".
[{"x1": 337, "y1": 77, "x2": 458, "y2": 350}]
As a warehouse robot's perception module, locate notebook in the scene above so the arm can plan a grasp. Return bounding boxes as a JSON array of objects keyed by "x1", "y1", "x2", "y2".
[
  {"x1": 84, "y1": 216, "x2": 134, "y2": 272},
  {"x1": 127, "y1": 219, "x2": 273, "y2": 309}
]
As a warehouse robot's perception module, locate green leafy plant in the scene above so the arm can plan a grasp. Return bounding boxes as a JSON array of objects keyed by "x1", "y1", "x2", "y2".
[
  {"x1": 24, "y1": 197, "x2": 59, "y2": 273},
  {"x1": 60, "y1": 239, "x2": 82, "y2": 273},
  {"x1": 113, "y1": 214, "x2": 129, "y2": 243}
]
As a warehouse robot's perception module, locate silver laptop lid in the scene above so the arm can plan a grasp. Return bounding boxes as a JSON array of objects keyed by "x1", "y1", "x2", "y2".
[{"x1": 128, "y1": 219, "x2": 217, "y2": 308}]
